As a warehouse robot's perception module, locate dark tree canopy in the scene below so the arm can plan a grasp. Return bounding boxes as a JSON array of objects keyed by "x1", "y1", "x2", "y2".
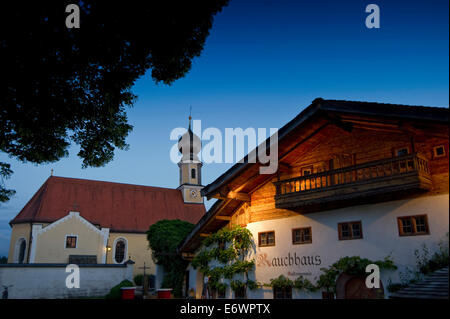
[{"x1": 0, "y1": 1, "x2": 229, "y2": 202}]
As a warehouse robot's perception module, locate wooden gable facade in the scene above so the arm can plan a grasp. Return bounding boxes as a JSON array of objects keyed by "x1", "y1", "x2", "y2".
[{"x1": 179, "y1": 99, "x2": 449, "y2": 255}]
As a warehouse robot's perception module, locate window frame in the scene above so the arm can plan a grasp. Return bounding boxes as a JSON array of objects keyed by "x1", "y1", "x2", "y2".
[
  {"x1": 395, "y1": 146, "x2": 410, "y2": 157},
  {"x1": 112, "y1": 237, "x2": 128, "y2": 264},
  {"x1": 191, "y1": 168, "x2": 196, "y2": 179},
  {"x1": 338, "y1": 221, "x2": 363, "y2": 240},
  {"x1": 64, "y1": 234, "x2": 78, "y2": 249},
  {"x1": 14, "y1": 237, "x2": 27, "y2": 263},
  {"x1": 292, "y1": 227, "x2": 312, "y2": 245},
  {"x1": 301, "y1": 165, "x2": 313, "y2": 176},
  {"x1": 397, "y1": 215, "x2": 430, "y2": 237},
  {"x1": 258, "y1": 231, "x2": 275, "y2": 247},
  {"x1": 18, "y1": 239, "x2": 26, "y2": 263},
  {"x1": 433, "y1": 145, "x2": 446, "y2": 158}
]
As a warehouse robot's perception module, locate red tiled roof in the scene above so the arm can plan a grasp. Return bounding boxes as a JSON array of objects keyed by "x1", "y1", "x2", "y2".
[{"x1": 10, "y1": 176, "x2": 205, "y2": 233}]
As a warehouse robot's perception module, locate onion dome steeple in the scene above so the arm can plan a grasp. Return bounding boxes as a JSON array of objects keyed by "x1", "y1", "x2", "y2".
[
  {"x1": 178, "y1": 115, "x2": 201, "y2": 163},
  {"x1": 177, "y1": 111, "x2": 203, "y2": 204}
]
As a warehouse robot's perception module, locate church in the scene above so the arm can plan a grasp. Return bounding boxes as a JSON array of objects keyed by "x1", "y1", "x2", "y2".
[
  {"x1": 7, "y1": 118, "x2": 205, "y2": 279},
  {"x1": 179, "y1": 98, "x2": 449, "y2": 299}
]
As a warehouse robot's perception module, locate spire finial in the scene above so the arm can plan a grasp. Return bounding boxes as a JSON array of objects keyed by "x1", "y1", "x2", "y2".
[
  {"x1": 188, "y1": 105, "x2": 192, "y2": 129},
  {"x1": 50, "y1": 169, "x2": 54, "y2": 176}
]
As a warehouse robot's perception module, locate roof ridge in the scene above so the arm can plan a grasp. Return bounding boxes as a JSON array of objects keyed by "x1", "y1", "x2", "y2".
[
  {"x1": 316, "y1": 98, "x2": 448, "y2": 109},
  {"x1": 49, "y1": 175, "x2": 178, "y2": 191}
]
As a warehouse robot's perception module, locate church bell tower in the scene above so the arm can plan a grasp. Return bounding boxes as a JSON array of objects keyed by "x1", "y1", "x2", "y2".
[{"x1": 177, "y1": 116, "x2": 203, "y2": 204}]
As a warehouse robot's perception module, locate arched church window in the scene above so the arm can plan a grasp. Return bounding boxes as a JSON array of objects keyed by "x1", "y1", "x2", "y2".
[
  {"x1": 114, "y1": 239, "x2": 126, "y2": 263},
  {"x1": 191, "y1": 168, "x2": 196, "y2": 179},
  {"x1": 18, "y1": 239, "x2": 26, "y2": 263}
]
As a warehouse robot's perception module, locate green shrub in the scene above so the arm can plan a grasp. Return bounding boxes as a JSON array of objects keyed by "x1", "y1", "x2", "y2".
[
  {"x1": 294, "y1": 276, "x2": 318, "y2": 292},
  {"x1": 133, "y1": 274, "x2": 144, "y2": 286},
  {"x1": 105, "y1": 280, "x2": 134, "y2": 299},
  {"x1": 414, "y1": 233, "x2": 449, "y2": 275},
  {"x1": 147, "y1": 219, "x2": 195, "y2": 297}
]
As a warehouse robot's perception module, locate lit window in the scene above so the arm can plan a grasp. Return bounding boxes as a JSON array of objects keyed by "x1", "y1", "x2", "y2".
[
  {"x1": 398, "y1": 215, "x2": 429, "y2": 236},
  {"x1": 65, "y1": 236, "x2": 77, "y2": 248},
  {"x1": 338, "y1": 222, "x2": 363, "y2": 240},
  {"x1": 292, "y1": 227, "x2": 312, "y2": 244},
  {"x1": 258, "y1": 231, "x2": 275, "y2": 247}
]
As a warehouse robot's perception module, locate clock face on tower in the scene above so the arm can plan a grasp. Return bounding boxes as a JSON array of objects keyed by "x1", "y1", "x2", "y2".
[{"x1": 190, "y1": 189, "x2": 198, "y2": 198}]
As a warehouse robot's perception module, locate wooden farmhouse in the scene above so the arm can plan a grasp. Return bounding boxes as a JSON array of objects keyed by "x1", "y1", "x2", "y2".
[{"x1": 179, "y1": 98, "x2": 449, "y2": 299}]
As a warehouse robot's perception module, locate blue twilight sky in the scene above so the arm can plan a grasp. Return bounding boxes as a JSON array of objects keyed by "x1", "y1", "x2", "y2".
[{"x1": 0, "y1": 0, "x2": 448, "y2": 256}]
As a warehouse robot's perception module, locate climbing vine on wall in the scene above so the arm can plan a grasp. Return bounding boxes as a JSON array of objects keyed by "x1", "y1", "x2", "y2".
[
  {"x1": 192, "y1": 226, "x2": 398, "y2": 298},
  {"x1": 264, "y1": 274, "x2": 317, "y2": 292},
  {"x1": 191, "y1": 226, "x2": 258, "y2": 295},
  {"x1": 316, "y1": 255, "x2": 397, "y2": 293}
]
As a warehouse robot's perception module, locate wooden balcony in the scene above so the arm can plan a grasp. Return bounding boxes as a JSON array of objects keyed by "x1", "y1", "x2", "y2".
[{"x1": 274, "y1": 153, "x2": 432, "y2": 213}]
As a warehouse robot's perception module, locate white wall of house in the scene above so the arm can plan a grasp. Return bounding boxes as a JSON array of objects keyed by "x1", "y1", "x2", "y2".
[
  {"x1": 0, "y1": 263, "x2": 134, "y2": 299},
  {"x1": 187, "y1": 194, "x2": 449, "y2": 299}
]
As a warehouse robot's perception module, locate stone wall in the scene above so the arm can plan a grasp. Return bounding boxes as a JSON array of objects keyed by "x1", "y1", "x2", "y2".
[{"x1": 0, "y1": 262, "x2": 134, "y2": 299}]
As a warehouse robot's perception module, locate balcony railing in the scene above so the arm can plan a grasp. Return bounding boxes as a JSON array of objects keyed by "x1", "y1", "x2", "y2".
[{"x1": 274, "y1": 153, "x2": 432, "y2": 211}]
